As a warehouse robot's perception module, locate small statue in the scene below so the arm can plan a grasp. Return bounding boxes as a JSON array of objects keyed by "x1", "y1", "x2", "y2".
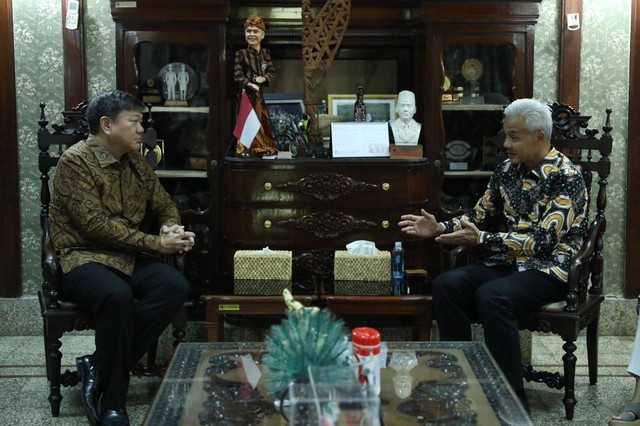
[
  {"x1": 233, "y1": 16, "x2": 277, "y2": 156},
  {"x1": 283, "y1": 289, "x2": 319, "y2": 315},
  {"x1": 177, "y1": 64, "x2": 189, "y2": 101},
  {"x1": 354, "y1": 84, "x2": 367, "y2": 122},
  {"x1": 164, "y1": 65, "x2": 177, "y2": 101},
  {"x1": 390, "y1": 90, "x2": 422, "y2": 145}
]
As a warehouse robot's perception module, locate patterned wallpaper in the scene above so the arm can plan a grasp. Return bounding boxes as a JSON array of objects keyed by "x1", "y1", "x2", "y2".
[{"x1": 13, "y1": 0, "x2": 631, "y2": 297}]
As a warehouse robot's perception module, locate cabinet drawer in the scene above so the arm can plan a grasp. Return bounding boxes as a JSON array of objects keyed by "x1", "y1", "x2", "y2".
[
  {"x1": 223, "y1": 158, "x2": 429, "y2": 205},
  {"x1": 224, "y1": 206, "x2": 414, "y2": 246}
]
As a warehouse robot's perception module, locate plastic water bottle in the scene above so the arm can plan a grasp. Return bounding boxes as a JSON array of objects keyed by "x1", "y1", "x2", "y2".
[
  {"x1": 352, "y1": 327, "x2": 381, "y2": 395},
  {"x1": 392, "y1": 241, "x2": 405, "y2": 295}
]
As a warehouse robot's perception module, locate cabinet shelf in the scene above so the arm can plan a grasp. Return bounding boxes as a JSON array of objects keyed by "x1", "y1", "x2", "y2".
[
  {"x1": 444, "y1": 170, "x2": 494, "y2": 178},
  {"x1": 441, "y1": 104, "x2": 505, "y2": 112},
  {"x1": 151, "y1": 106, "x2": 209, "y2": 113},
  {"x1": 155, "y1": 169, "x2": 207, "y2": 178}
]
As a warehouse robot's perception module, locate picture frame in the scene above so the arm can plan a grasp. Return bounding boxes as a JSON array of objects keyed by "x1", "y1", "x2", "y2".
[
  {"x1": 328, "y1": 94, "x2": 397, "y2": 122},
  {"x1": 264, "y1": 93, "x2": 305, "y2": 122}
]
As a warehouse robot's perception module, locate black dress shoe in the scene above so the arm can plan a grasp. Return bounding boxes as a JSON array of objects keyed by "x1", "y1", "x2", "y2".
[
  {"x1": 76, "y1": 355, "x2": 102, "y2": 426},
  {"x1": 99, "y1": 409, "x2": 130, "y2": 426}
]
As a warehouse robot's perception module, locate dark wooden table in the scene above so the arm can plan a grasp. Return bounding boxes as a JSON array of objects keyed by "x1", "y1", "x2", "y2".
[
  {"x1": 143, "y1": 341, "x2": 533, "y2": 425},
  {"x1": 201, "y1": 291, "x2": 433, "y2": 342}
]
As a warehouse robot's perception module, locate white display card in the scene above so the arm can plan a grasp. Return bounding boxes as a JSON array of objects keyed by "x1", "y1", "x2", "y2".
[{"x1": 331, "y1": 122, "x2": 390, "y2": 158}]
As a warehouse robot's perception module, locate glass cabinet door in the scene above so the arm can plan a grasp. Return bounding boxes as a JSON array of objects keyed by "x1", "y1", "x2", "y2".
[
  {"x1": 440, "y1": 43, "x2": 518, "y2": 211},
  {"x1": 136, "y1": 42, "x2": 209, "y2": 173}
]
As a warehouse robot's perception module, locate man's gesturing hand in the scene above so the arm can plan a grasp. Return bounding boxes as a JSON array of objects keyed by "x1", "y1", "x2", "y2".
[
  {"x1": 435, "y1": 220, "x2": 480, "y2": 246},
  {"x1": 398, "y1": 209, "x2": 443, "y2": 239}
]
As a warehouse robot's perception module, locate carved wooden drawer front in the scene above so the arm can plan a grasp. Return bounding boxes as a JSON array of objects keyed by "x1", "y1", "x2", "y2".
[{"x1": 223, "y1": 158, "x2": 429, "y2": 205}]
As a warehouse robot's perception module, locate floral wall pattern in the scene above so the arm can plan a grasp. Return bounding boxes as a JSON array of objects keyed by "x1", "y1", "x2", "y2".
[{"x1": 13, "y1": 0, "x2": 631, "y2": 297}]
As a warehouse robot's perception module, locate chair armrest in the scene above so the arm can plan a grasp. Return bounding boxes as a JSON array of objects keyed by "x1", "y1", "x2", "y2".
[
  {"x1": 41, "y1": 219, "x2": 63, "y2": 308},
  {"x1": 566, "y1": 219, "x2": 602, "y2": 289},
  {"x1": 448, "y1": 245, "x2": 481, "y2": 269},
  {"x1": 562, "y1": 219, "x2": 604, "y2": 312},
  {"x1": 162, "y1": 252, "x2": 185, "y2": 273}
]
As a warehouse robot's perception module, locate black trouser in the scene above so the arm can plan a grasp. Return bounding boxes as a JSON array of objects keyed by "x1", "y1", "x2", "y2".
[
  {"x1": 432, "y1": 264, "x2": 566, "y2": 393},
  {"x1": 61, "y1": 255, "x2": 190, "y2": 410}
]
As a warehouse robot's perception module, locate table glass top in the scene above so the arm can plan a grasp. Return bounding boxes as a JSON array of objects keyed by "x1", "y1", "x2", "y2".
[{"x1": 144, "y1": 342, "x2": 532, "y2": 426}]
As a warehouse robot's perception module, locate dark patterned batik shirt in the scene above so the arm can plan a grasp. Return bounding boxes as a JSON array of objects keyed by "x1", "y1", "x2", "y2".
[
  {"x1": 440, "y1": 148, "x2": 589, "y2": 282},
  {"x1": 233, "y1": 47, "x2": 275, "y2": 92},
  {"x1": 50, "y1": 135, "x2": 181, "y2": 276}
]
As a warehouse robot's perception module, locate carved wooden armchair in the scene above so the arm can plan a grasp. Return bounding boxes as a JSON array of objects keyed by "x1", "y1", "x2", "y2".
[
  {"x1": 448, "y1": 103, "x2": 612, "y2": 420},
  {"x1": 37, "y1": 102, "x2": 190, "y2": 417}
]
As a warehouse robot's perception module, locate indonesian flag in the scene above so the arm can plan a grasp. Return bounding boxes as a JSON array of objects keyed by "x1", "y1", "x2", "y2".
[{"x1": 233, "y1": 92, "x2": 261, "y2": 148}]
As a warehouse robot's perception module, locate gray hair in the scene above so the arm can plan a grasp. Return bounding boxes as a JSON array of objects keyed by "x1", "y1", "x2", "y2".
[{"x1": 503, "y1": 98, "x2": 552, "y2": 141}]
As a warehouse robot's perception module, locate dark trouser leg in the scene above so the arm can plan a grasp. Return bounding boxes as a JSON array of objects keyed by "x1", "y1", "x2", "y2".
[
  {"x1": 432, "y1": 264, "x2": 515, "y2": 341},
  {"x1": 127, "y1": 255, "x2": 190, "y2": 367},
  {"x1": 475, "y1": 270, "x2": 566, "y2": 393},
  {"x1": 61, "y1": 263, "x2": 135, "y2": 411}
]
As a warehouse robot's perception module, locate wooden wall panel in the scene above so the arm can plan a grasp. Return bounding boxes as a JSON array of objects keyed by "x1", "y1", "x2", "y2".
[
  {"x1": 559, "y1": 0, "x2": 582, "y2": 109},
  {"x1": 62, "y1": 0, "x2": 86, "y2": 108},
  {"x1": 0, "y1": 0, "x2": 21, "y2": 296},
  {"x1": 626, "y1": 0, "x2": 640, "y2": 298}
]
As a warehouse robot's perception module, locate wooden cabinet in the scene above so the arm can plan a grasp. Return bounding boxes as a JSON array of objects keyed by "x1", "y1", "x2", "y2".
[
  {"x1": 110, "y1": 1, "x2": 540, "y2": 298},
  {"x1": 221, "y1": 157, "x2": 431, "y2": 292}
]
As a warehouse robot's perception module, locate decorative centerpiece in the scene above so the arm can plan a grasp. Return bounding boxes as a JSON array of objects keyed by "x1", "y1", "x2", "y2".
[{"x1": 262, "y1": 289, "x2": 352, "y2": 397}]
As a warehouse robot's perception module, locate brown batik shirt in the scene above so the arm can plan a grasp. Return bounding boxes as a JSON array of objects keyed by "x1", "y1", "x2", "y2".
[{"x1": 50, "y1": 135, "x2": 181, "y2": 276}]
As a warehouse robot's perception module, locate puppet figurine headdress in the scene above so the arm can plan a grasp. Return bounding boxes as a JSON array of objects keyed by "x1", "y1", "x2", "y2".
[{"x1": 244, "y1": 16, "x2": 265, "y2": 31}]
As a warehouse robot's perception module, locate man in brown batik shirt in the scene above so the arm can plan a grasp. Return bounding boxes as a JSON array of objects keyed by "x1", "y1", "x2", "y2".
[{"x1": 50, "y1": 90, "x2": 195, "y2": 426}]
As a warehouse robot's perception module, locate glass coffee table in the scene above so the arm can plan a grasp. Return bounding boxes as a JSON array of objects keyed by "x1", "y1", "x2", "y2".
[{"x1": 144, "y1": 342, "x2": 532, "y2": 425}]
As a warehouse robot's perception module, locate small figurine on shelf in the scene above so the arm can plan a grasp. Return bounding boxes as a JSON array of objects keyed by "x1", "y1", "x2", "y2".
[
  {"x1": 354, "y1": 84, "x2": 367, "y2": 122},
  {"x1": 390, "y1": 90, "x2": 422, "y2": 145},
  {"x1": 233, "y1": 16, "x2": 277, "y2": 157},
  {"x1": 164, "y1": 64, "x2": 177, "y2": 102},
  {"x1": 177, "y1": 64, "x2": 189, "y2": 101}
]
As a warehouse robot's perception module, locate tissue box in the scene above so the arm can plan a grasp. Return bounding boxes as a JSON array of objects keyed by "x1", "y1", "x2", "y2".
[
  {"x1": 233, "y1": 250, "x2": 292, "y2": 280},
  {"x1": 234, "y1": 279, "x2": 291, "y2": 295},
  {"x1": 333, "y1": 251, "x2": 391, "y2": 281}
]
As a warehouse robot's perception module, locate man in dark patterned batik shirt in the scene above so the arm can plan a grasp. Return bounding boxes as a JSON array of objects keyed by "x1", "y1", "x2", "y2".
[
  {"x1": 50, "y1": 90, "x2": 195, "y2": 426},
  {"x1": 398, "y1": 98, "x2": 588, "y2": 412}
]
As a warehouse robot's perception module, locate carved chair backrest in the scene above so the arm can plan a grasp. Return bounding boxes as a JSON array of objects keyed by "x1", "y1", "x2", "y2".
[
  {"x1": 37, "y1": 102, "x2": 89, "y2": 308},
  {"x1": 547, "y1": 102, "x2": 612, "y2": 307}
]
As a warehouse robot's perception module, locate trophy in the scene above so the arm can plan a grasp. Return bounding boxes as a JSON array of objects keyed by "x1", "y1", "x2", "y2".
[
  {"x1": 159, "y1": 62, "x2": 197, "y2": 107},
  {"x1": 461, "y1": 58, "x2": 484, "y2": 105}
]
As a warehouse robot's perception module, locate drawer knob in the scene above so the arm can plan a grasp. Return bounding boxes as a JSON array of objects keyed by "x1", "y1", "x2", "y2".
[
  {"x1": 264, "y1": 182, "x2": 273, "y2": 191},
  {"x1": 264, "y1": 220, "x2": 272, "y2": 229},
  {"x1": 382, "y1": 220, "x2": 390, "y2": 229},
  {"x1": 382, "y1": 183, "x2": 390, "y2": 191}
]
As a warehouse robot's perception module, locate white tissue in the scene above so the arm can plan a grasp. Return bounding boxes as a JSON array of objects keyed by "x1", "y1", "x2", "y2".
[
  {"x1": 346, "y1": 240, "x2": 379, "y2": 255},
  {"x1": 251, "y1": 246, "x2": 275, "y2": 254}
]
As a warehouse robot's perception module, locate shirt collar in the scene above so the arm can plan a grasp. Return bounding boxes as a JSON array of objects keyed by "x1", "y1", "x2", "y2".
[
  {"x1": 524, "y1": 147, "x2": 560, "y2": 179},
  {"x1": 85, "y1": 135, "x2": 128, "y2": 168}
]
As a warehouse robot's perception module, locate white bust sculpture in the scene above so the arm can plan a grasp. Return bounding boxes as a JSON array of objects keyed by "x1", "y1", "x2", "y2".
[{"x1": 390, "y1": 90, "x2": 422, "y2": 145}]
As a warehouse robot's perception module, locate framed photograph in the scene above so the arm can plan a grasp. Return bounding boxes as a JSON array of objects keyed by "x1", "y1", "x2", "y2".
[
  {"x1": 328, "y1": 94, "x2": 397, "y2": 122},
  {"x1": 265, "y1": 93, "x2": 305, "y2": 122}
]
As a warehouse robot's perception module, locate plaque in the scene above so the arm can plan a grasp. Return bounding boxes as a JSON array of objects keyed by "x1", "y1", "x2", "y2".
[
  {"x1": 445, "y1": 139, "x2": 471, "y2": 171},
  {"x1": 140, "y1": 79, "x2": 163, "y2": 105}
]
